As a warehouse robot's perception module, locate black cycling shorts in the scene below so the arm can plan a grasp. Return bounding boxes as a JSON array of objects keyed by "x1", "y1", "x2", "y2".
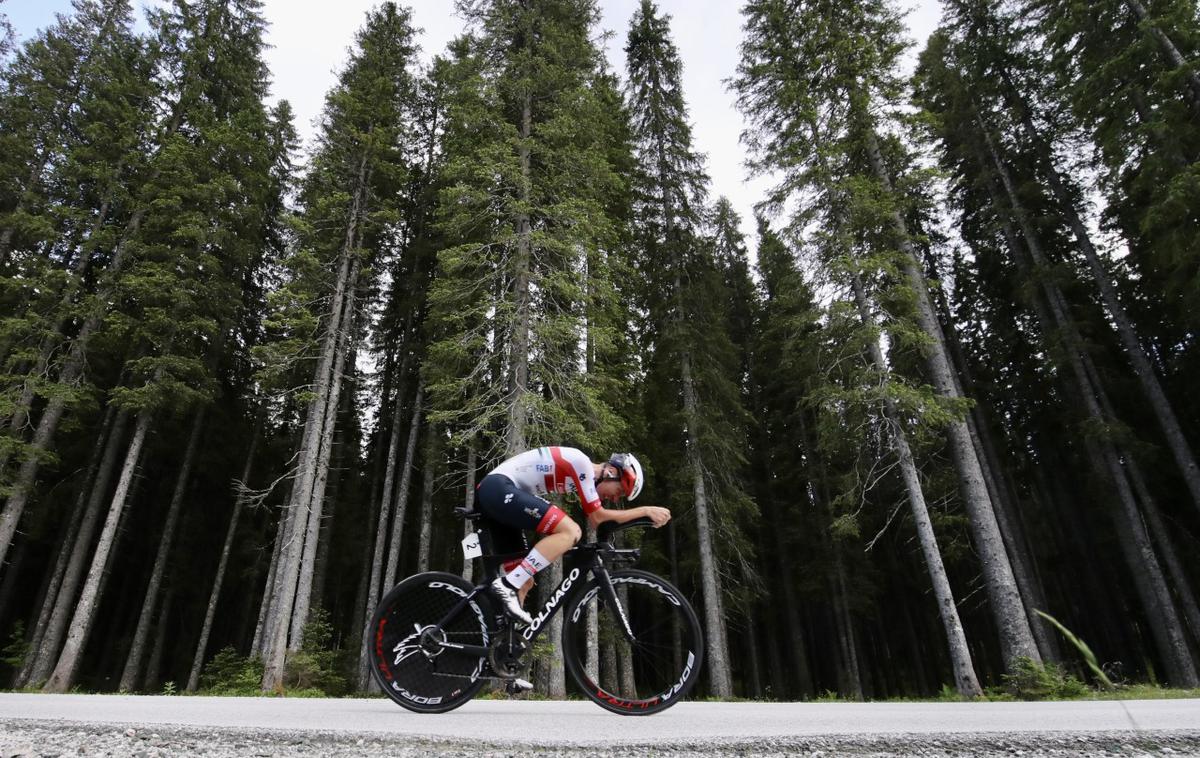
[{"x1": 475, "y1": 474, "x2": 567, "y2": 565}]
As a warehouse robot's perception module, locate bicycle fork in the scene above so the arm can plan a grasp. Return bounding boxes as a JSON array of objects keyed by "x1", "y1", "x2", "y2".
[{"x1": 594, "y1": 565, "x2": 638, "y2": 643}]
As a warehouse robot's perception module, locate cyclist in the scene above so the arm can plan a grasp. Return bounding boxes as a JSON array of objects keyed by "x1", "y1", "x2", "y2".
[{"x1": 476, "y1": 447, "x2": 670, "y2": 625}]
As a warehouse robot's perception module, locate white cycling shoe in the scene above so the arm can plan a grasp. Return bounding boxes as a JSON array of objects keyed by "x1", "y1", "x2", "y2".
[
  {"x1": 491, "y1": 577, "x2": 533, "y2": 625},
  {"x1": 505, "y1": 677, "x2": 534, "y2": 694}
]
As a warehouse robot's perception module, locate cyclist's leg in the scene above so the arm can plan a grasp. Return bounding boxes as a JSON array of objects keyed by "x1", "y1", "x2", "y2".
[
  {"x1": 476, "y1": 474, "x2": 577, "y2": 596},
  {"x1": 531, "y1": 515, "x2": 582, "y2": 565}
]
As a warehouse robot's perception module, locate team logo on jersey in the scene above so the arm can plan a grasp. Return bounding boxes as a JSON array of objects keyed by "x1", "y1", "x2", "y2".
[
  {"x1": 524, "y1": 507, "x2": 541, "y2": 519},
  {"x1": 504, "y1": 493, "x2": 514, "y2": 504}
]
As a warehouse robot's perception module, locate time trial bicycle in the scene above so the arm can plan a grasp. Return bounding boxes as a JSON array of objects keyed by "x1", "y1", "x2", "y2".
[{"x1": 368, "y1": 509, "x2": 704, "y2": 715}]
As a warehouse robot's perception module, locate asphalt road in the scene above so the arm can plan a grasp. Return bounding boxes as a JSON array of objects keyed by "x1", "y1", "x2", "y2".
[{"x1": 1, "y1": 694, "x2": 1198, "y2": 747}]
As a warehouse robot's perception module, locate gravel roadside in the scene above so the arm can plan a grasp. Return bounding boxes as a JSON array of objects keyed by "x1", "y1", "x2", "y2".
[{"x1": 2, "y1": 720, "x2": 1200, "y2": 757}]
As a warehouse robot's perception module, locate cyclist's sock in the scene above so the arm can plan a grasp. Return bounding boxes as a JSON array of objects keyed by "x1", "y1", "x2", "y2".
[{"x1": 503, "y1": 547, "x2": 549, "y2": 588}]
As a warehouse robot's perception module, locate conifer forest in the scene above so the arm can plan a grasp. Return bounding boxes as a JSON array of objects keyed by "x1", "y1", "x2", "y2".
[{"x1": 2, "y1": 0, "x2": 1200, "y2": 701}]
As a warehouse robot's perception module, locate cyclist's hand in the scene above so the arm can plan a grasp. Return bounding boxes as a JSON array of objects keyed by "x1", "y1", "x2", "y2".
[{"x1": 642, "y1": 506, "x2": 671, "y2": 527}]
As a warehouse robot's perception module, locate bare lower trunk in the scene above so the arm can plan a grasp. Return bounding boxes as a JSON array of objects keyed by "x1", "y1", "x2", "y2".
[
  {"x1": 462, "y1": 445, "x2": 476, "y2": 582},
  {"x1": 290, "y1": 282, "x2": 358, "y2": 650},
  {"x1": 119, "y1": 410, "x2": 204, "y2": 691},
  {"x1": 585, "y1": 522, "x2": 598, "y2": 683},
  {"x1": 43, "y1": 408, "x2": 153, "y2": 693},
  {"x1": 383, "y1": 386, "x2": 424, "y2": 591},
  {"x1": 864, "y1": 126, "x2": 1040, "y2": 670},
  {"x1": 546, "y1": 560, "x2": 566, "y2": 697},
  {"x1": 13, "y1": 403, "x2": 115, "y2": 687},
  {"x1": 680, "y1": 350, "x2": 734, "y2": 697},
  {"x1": 187, "y1": 426, "x2": 260, "y2": 692},
  {"x1": 143, "y1": 591, "x2": 173, "y2": 692},
  {"x1": 1129, "y1": 462, "x2": 1200, "y2": 646},
  {"x1": 416, "y1": 426, "x2": 437, "y2": 573},
  {"x1": 357, "y1": 382, "x2": 411, "y2": 690},
  {"x1": 770, "y1": 497, "x2": 814, "y2": 696},
  {"x1": 833, "y1": 552, "x2": 864, "y2": 700},
  {"x1": 743, "y1": 613, "x2": 763, "y2": 699},
  {"x1": 26, "y1": 408, "x2": 130, "y2": 685},
  {"x1": 601, "y1": 623, "x2": 619, "y2": 692},
  {"x1": 253, "y1": 506, "x2": 288, "y2": 659},
  {"x1": 851, "y1": 274, "x2": 982, "y2": 698}
]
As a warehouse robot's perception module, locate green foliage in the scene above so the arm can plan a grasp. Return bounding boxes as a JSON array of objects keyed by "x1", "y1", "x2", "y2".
[
  {"x1": 1002, "y1": 656, "x2": 1088, "y2": 700},
  {"x1": 199, "y1": 647, "x2": 265, "y2": 695},
  {"x1": 282, "y1": 609, "x2": 352, "y2": 697},
  {"x1": 426, "y1": 0, "x2": 632, "y2": 459},
  {"x1": 1036, "y1": 610, "x2": 1115, "y2": 689},
  {"x1": 1, "y1": 620, "x2": 28, "y2": 669},
  {"x1": 160, "y1": 680, "x2": 177, "y2": 696}
]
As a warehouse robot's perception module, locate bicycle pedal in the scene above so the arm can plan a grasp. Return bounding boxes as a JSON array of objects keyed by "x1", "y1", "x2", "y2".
[{"x1": 505, "y1": 677, "x2": 533, "y2": 694}]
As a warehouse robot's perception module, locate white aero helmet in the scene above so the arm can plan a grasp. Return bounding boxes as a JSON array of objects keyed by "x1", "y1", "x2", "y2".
[{"x1": 608, "y1": 453, "x2": 644, "y2": 500}]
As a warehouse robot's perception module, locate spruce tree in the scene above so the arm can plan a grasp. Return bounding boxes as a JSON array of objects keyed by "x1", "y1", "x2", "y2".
[
  {"x1": 426, "y1": 0, "x2": 628, "y2": 467},
  {"x1": 624, "y1": 0, "x2": 754, "y2": 698},
  {"x1": 38, "y1": 0, "x2": 285, "y2": 692},
  {"x1": 257, "y1": 1, "x2": 419, "y2": 693},
  {"x1": 734, "y1": 0, "x2": 1047, "y2": 688}
]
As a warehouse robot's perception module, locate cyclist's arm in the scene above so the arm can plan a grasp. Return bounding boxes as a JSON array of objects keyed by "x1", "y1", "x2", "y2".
[{"x1": 587, "y1": 505, "x2": 647, "y2": 529}]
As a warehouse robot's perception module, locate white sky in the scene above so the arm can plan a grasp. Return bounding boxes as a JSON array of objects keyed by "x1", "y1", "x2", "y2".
[{"x1": 6, "y1": 0, "x2": 944, "y2": 252}]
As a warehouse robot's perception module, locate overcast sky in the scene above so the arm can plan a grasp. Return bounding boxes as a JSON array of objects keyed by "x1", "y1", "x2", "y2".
[{"x1": 5, "y1": 0, "x2": 944, "y2": 253}]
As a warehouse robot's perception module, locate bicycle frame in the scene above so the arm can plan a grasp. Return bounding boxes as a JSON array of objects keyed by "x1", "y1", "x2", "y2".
[{"x1": 421, "y1": 518, "x2": 649, "y2": 662}]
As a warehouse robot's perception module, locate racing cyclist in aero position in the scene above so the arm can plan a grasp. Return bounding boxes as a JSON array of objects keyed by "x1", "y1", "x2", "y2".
[{"x1": 476, "y1": 447, "x2": 671, "y2": 626}]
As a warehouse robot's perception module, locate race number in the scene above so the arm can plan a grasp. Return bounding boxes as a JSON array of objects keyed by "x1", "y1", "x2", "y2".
[{"x1": 461, "y1": 531, "x2": 482, "y2": 559}]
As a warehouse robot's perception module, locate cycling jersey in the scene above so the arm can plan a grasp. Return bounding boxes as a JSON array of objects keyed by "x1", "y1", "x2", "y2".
[{"x1": 488, "y1": 446, "x2": 603, "y2": 515}]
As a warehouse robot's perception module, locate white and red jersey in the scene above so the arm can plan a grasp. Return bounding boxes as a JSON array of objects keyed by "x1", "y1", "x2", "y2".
[{"x1": 488, "y1": 446, "x2": 603, "y2": 515}]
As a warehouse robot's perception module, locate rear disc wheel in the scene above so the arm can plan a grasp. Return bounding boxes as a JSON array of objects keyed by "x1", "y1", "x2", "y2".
[{"x1": 368, "y1": 572, "x2": 492, "y2": 713}]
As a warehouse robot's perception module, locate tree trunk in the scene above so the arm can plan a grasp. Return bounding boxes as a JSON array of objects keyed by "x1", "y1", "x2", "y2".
[
  {"x1": 507, "y1": 89, "x2": 533, "y2": 456},
  {"x1": 833, "y1": 553, "x2": 864, "y2": 700},
  {"x1": 43, "y1": 408, "x2": 153, "y2": 693},
  {"x1": 357, "y1": 374, "x2": 412, "y2": 689},
  {"x1": 416, "y1": 425, "x2": 437, "y2": 573},
  {"x1": 253, "y1": 503, "x2": 288, "y2": 659},
  {"x1": 863, "y1": 125, "x2": 1041, "y2": 671},
  {"x1": 142, "y1": 591, "x2": 173, "y2": 693},
  {"x1": 680, "y1": 349, "x2": 734, "y2": 697},
  {"x1": 546, "y1": 560, "x2": 567, "y2": 697},
  {"x1": 262, "y1": 150, "x2": 368, "y2": 690},
  {"x1": 1128, "y1": 460, "x2": 1200, "y2": 647},
  {"x1": 462, "y1": 444, "x2": 476, "y2": 582},
  {"x1": 585, "y1": 522, "x2": 599, "y2": 683},
  {"x1": 743, "y1": 611, "x2": 763, "y2": 699},
  {"x1": 119, "y1": 410, "x2": 204, "y2": 691},
  {"x1": 936, "y1": 271, "x2": 1062, "y2": 663},
  {"x1": 25, "y1": 408, "x2": 130, "y2": 685},
  {"x1": 12, "y1": 402, "x2": 116, "y2": 687},
  {"x1": 383, "y1": 386, "x2": 424, "y2": 591},
  {"x1": 290, "y1": 278, "x2": 358, "y2": 650},
  {"x1": 851, "y1": 274, "x2": 983, "y2": 697},
  {"x1": 186, "y1": 423, "x2": 260, "y2": 691}
]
